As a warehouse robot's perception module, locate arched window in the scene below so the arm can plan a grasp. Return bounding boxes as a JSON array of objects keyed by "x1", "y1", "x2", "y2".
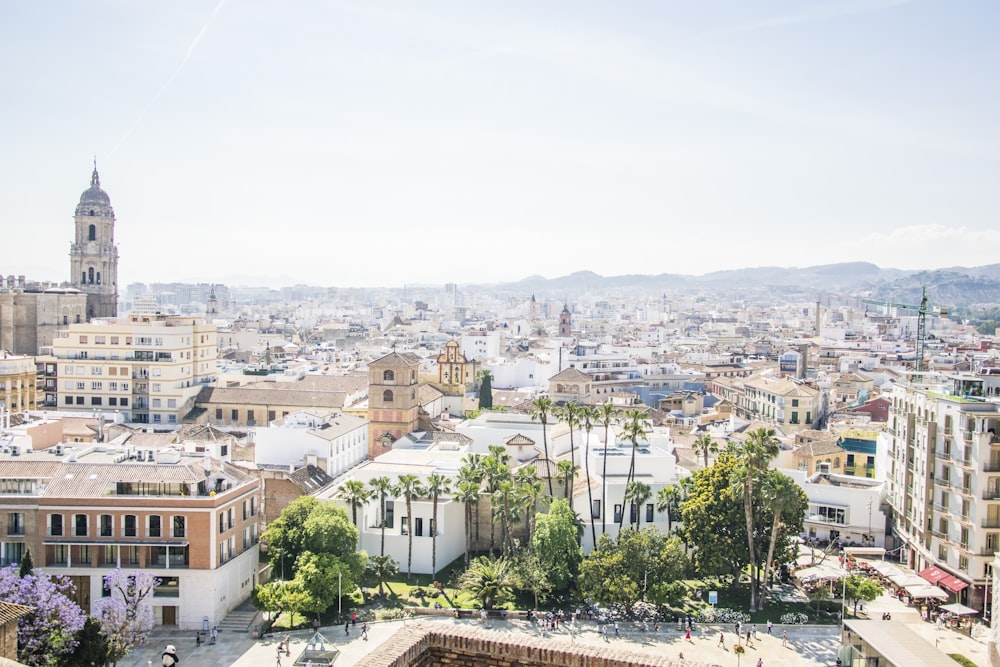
[
  {"x1": 88, "y1": 267, "x2": 95, "y2": 284},
  {"x1": 383, "y1": 370, "x2": 395, "y2": 382},
  {"x1": 383, "y1": 390, "x2": 394, "y2": 402},
  {"x1": 81, "y1": 272, "x2": 86, "y2": 283},
  {"x1": 89, "y1": 209, "x2": 94, "y2": 216},
  {"x1": 88, "y1": 224, "x2": 96, "y2": 241}
]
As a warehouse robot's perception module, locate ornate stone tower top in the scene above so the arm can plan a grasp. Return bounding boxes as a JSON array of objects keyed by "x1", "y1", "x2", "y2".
[
  {"x1": 70, "y1": 161, "x2": 119, "y2": 319},
  {"x1": 559, "y1": 304, "x2": 572, "y2": 337}
]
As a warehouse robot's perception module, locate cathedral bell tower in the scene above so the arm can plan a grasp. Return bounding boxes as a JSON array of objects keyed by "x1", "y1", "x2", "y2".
[{"x1": 70, "y1": 162, "x2": 119, "y2": 319}]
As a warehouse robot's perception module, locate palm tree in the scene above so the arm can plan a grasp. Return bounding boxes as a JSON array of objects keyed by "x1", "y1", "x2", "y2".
[
  {"x1": 760, "y1": 470, "x2": 805, "y2": 609},
  {"x1": 731, "y1": 427, "x2": 781, "y2": 610},
  {"x1": 454, "y1": 480, "x2": 480, "y2": 565},
  {"x1": 529, "y1": 396, "x2": 555, "y2": 497},
  {"x1": 458, "y1": 556, "x2": 514, "y2": 609},
  {"x1": 554, "y1": 402, "x2": 582, "y2": 510},
  {"x1": 655, "y1": 484, "x2": 683, "y2": 534},
  {"x1": 514, "y1": 466, "x2": 546, "y2": 549},
  {"x1": 595, "y1": 403, "x2": 619, "y2": 536},
  {"x1": 625, "y1": 480, "x2": 652, "y2": 530},
  {"x1": 556, "y1": 459, "x2": 579, "y2": 502},
  {"x1": 618, "y1": 408, "x2": 651, "y2": 531},
  {"x1": 336, "y1": 479, "x2": 371, "y2": 545},
  {"x1": 482, "y1": 453, "x2": 511, "y2": 557},
  {"x1": 368, "y1": 476, "x2": 395, "y2": 557},
  {"x1": 580, "y1": 405, "x2": 598, "y2": 548},
  {"x1": 395, "y1": 473, "x2": 424, "y2": 580},
  {"x1": 494, "y1": 479, "x2": 519, "y2": 557},
  {"x1": 692, "y1": 431, "x2": 719, "y2": 468},
  {"x1": 425, "y1": 472, "x2": 451, "y2": 577},
  {"x1": 459, "y1": 454, "x2": 485, "y2": 552},
  {"x1": 367, "y1": 554, "x2": 399, "y2": 597}
]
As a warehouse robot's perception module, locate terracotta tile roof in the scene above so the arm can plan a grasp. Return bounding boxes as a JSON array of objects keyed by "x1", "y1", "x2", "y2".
[
  {"x1": 0, "y1": 602, "x2": 33, "y2": 626},
  {"x1": 196, "y1": 385, "x2": 350, "y2": 410},
  {"x1": 549, "y1": 368, "x2": 592, "y2": 382},
  {"x1": 369, "y1": 351, "x2": 421, "y2": 367}
]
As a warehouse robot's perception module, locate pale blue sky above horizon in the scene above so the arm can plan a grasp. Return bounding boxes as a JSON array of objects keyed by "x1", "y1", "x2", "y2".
[{"x1": 1, "y1": 0, "x2": 998, "y2": 288}]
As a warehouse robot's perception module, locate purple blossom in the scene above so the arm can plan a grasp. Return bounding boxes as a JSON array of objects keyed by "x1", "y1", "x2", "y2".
[
  {"x1": 0, "y1": 564, "x2": 86, "y2": 666},
  {"x1": 94, "y1": 568, "x2": 160, "y2": 665}
]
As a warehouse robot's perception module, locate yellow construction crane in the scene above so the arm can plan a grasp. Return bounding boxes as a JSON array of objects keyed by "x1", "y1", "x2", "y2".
[{"x1": 862, "y1": 287, "x2": 948, "y2": 374}]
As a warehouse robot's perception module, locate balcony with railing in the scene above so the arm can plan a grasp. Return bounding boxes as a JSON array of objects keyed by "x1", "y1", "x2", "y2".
[
  {"x1": 982, "y1": 518, "x2": 1000, "y2": 529},
  {"x1": 931, "y1": 528, "x2": 949, "y2": 539},
  {"x1": 984, "y1": 489, "x2": 1000, "y2": 501}
]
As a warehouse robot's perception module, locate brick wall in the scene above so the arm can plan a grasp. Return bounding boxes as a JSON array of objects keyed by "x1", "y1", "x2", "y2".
[{"x1": 356, "y1": 623, "x2": 677, "y2": 667}]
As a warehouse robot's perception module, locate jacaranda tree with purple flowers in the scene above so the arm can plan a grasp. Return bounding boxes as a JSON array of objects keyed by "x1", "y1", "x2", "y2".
[
  {"x1": 94, "y1": 568, "x2": 160, "y2": 667},
  {"x1": 0, "y1": 564, "x2": 86, "y2": 666}
]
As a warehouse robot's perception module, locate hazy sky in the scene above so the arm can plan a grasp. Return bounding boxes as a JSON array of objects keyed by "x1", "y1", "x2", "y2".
[{"x1": 1, "y1": 1, "x2": 998, "y2": 288}]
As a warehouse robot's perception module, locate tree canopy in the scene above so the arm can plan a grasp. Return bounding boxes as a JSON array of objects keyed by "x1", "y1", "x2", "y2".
[
  {"x1": 0, "y1": 565, "x2": 86, "y2": 666},
  {"x1": 532, "y1": 498, "x2": 583, "y2": 591},
  {"x1": 578, "y1": 528, "x2": 691, "y2": 613},
  {"x1": 261, "y1": 496, "x2": 362, "y2": 580}
]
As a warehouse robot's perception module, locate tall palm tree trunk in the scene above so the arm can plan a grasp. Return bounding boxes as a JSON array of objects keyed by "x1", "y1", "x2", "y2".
[{"x1": 584, "y1": 427, "x2": 596, "y2": 548}]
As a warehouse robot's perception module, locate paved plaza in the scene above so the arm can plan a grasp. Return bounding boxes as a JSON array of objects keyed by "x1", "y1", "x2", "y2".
[{"x1": 116, "y1": 591, "x2": 987, "y2": 667}]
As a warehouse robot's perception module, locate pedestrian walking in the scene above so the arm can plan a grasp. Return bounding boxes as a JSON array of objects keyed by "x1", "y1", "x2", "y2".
[
  {"x1": 766, "y1": 619, "x2": 772, "y2": 635},
  {"x1": 345, "y1": 621, "x2": 350, "y2": 636},
  {"x1": 735, "y1": 621, "x2": 741, "y2": 636},
  {"x1": 685, "y1": 627, "x2": 691, "y2": 642},
  {"x1": 283, "y1": 635, "x2": 291, "y2": 656},
  {"x1": 752, "y1": 624, "x2": 758, "y2": 639},
  {"x1": 718, "y1": 631, "x2": 725, "y2": 648},
  {"x1": 275, "y1": 645, "x2": 283, "y2": 667},
  {"x1": 195, "y1": 633, "x2": 201, "y2": 648},
  {"x1": 362, "y1": 622, "x2": 369, "y2": 641},
  {"x1": 756, "y1": 659, "x2": 763, "y2": 667},
  {"x1": 746, "y1": 629, "x2": 752, "y2": 646},
  {"x1": 351, "y1": 612, "x2": 357, "y2": 626},
  {"x1": 782, "y1": 629, "x2": 787, "y2": 647},
  {"x1": 614, "y1": 621, "x2": 620, "y2": 637}
]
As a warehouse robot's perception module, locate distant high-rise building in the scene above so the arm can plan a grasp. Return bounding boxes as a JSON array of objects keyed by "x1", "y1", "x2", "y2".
[{"x1": 69, "y1": 163, "x2": 119, "y2": 319}]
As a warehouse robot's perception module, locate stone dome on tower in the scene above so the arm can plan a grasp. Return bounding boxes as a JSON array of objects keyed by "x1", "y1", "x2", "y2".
[{"x1": 75, "y1": 164, "x2": 115, "y2": 217}]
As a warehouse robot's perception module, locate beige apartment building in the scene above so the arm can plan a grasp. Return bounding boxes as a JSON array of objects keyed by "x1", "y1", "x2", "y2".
[
  {"x1": 50, "y1": 314, "x2": 217, "y2": 425},
  {"x1": 887, "y1": 376, "x2": 1000, "y2": 613}
]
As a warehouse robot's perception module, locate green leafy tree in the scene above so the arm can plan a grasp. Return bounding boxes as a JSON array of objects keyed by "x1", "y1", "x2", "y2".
[
  {"x1": 512, "y1": 551, "x2": 553, "y2": 609},
  {"x1": 478, "y1": 370, "x2": 493, "y2": 409},
  {"x1": 807, "y1": 583, "x2": 831, "y2": 613},
  {"x1": 595, "y1": 403, "x2": 619, "y2": 536},
  {"x1": 578, "y1": 528, "x2": 689, "y2": 613},
  {"x1": 368, "y1": 476, "x2": 395, "y2": 557},
  {"x1": 260, "y1": 496, "x2": 363, "y2": 587},
  {"x1": 60, "y1": 617, "x2": 110, "y2": 667},
  {"x1": 425, "y1": 472, "x2": 451, "y2": 576},
  {"x1": 842, "y1": 574, "x2": 883, "y2": 616},
  {"x1": 459, "y1": 556, "x2": 515, "y2": 608},
  {"x1": 679, "y1": 454, "x2": 751, "y2": 578},
  {"x1": 295, "y1": 551, "x2": 361, "y2": 611},
  {"x1": 529, "y1": 396, "x2": 555, "y2": 497},
  {"x1": 532, "y1": 499, "x2": 583, "y2": 591}
]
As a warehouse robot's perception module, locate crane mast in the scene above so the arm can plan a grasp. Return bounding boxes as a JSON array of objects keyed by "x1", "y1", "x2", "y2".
[{"x1": 862, "y1": 287, "x2": 948, "y2": 374}]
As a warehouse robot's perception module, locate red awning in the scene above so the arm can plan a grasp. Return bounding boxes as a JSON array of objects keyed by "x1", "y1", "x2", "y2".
[{"x1": 919, "y1": 566, "x2": 969, "y2": 593}]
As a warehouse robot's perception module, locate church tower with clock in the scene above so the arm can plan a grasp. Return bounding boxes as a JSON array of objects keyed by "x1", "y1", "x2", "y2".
[{"x1": 69, "y1": 163, "x2": 119, "y2": 319}]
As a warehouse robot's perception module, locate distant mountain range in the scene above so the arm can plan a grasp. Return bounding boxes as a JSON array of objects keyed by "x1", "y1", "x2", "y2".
[{"x1": 500, "y1": 262, "x2": 1000, "y2": 308}]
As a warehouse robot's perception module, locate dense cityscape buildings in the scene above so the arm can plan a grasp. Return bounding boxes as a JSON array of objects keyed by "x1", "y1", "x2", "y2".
[{"x1": 0, "y1": 166, "x2": 997, "y2": 667}]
